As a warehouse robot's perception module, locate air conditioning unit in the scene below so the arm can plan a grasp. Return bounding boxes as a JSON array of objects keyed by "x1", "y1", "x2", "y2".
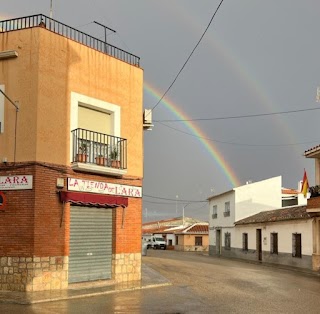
[{"x1": 143, "y1": 109, "x2": 154, "y2": 130}]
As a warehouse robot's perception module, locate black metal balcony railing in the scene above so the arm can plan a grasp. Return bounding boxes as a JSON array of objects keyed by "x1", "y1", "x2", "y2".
[
  {"x1": 72, "y1": 128, "x2": 127, "y2": 170},
  {"x1": 309, "y1": 185, "x2": 320, "y2": 198},
  {"x1": 223, "y1": 211, "x2": 230, "y2": 217},
  {"x1": 0, "y1": 14, "x2": 140, "y2": 67}
]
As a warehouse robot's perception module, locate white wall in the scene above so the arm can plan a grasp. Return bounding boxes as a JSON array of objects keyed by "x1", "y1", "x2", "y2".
[
  {"x1": 209, "y1": 176, "x2": 283, "y2": 245},
  {"x1": 234, "y1": 176, "x2": 282, "y2": 222},
  {"x1": 235, "y1": 220, "x2": 313, "y2": 255}
]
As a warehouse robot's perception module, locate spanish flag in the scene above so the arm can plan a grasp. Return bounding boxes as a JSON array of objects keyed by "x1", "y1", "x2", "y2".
[{"x1": 301, "y1": 169, "x2": 309, "y2": 198}]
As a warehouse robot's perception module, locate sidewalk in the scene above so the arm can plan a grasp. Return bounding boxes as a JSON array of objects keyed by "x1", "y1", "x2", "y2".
[{"x1": 0, "y1": 264, "x2": 171, "y2": 305}]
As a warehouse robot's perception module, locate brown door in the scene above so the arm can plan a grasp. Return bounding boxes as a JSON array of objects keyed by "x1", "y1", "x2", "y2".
[
  {"x1": 216, "y1": 229, "x2": 221, "y2": 255},
  {"x1": 256, "y1": 229, "x2": 262, "y2": 261}
]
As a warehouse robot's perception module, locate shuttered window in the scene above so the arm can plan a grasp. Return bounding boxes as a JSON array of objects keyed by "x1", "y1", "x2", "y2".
[{"x1": 78, "y1": 105, "x2": 111, "y2": 135}]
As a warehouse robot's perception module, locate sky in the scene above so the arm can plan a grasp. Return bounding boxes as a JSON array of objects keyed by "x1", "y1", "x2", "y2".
[{"x1": 2, "y1": 1, "x2": 320, "y2": 222}]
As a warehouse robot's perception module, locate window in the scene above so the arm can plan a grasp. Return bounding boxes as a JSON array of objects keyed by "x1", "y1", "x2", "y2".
[
  {"x1": 70, "y1": 92, "x2": 120, "y2": 162},
  {"x1": 224, "y1": 202, "x2": 230, "y2": 217},
  {"x1": 212, "y1": 205, "x2": 217, "y2": 219},
  {"x1": 292, "y1": 233, "x2": 302, "y2": 258},
  {"x1": 225, "y1": 232, "x2": 231, "y2": 250},
  {"x1": 270, "y1": 233, "x2": 278, "y2": 254},
  {"x1": 176, "y1": 235, "x2": 179, "y2": 245},
  {"x1": 195, "y1": 236, "x2": 202, "y2": 246},
  {"x1": 242, "y1": 233, "x2": 248, "y2": 251}
]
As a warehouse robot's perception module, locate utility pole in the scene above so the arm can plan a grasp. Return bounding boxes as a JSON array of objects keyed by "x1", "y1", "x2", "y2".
[
  {"x1": 182, "y1": 203, "x2": 191, "y2": 226},
  {"x1": 175, "y1": 195, "x2": 179, "y2": 215},
  {"x1": 93, "y1": 21, "x2": 116, "y2": 54}
]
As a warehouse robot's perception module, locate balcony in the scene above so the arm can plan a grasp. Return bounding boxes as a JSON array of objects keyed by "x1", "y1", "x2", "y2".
[
  {"x1": 71, "y1": 128, "x2": 127, "y2": 176},
  {"x1": 223, "y1": 211, "x2": 230, "y2": 217}
]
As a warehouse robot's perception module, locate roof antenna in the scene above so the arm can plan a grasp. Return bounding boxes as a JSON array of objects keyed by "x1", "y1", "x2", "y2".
[{"x1": 50, "y1": 0, "x2": 53, "y2": 18}]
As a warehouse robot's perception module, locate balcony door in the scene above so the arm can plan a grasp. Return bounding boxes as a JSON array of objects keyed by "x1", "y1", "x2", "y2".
[{"x1": 78, "y1": 105, "x2": 112, "y2": 159}]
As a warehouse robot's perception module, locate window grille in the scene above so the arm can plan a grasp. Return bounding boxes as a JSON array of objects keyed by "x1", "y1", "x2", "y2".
[
  {"x1": 195, "y1": 236, "x2": 202, "y2": 246},
  {"x1": 212, "y1": 205, "x2": 217, "y2": 219},
  {"x1": 224, "y1": 202, "x2": 230, "y2": 217}
]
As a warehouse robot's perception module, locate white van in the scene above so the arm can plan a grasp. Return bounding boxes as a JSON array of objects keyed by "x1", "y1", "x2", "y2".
[{"x1": 142, "y1": 235, "x2": 166, "y2": 250}]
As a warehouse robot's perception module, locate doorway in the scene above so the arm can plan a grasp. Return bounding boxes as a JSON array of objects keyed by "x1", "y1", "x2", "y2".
[
  {"x1": 256, "y1": 229, "x2": 262, "y2": 261},
  {"x1": 216, "y1": 229, "x2": 221, "y2": 255}
]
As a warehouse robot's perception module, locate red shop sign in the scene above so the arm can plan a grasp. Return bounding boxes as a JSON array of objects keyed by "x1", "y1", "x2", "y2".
[{"x1": 0, "y1": 191, "x2": 6, "y2": 210}]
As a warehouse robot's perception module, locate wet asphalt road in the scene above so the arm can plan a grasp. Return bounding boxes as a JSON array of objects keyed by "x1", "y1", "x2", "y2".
[{"x1": 1, "y1": 250, "x2": 320, "y2": 313}]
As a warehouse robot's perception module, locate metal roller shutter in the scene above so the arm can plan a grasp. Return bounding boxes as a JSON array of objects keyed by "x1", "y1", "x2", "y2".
[{"x1": 69, "y1": 206, "x2": 112, "y2": 283}]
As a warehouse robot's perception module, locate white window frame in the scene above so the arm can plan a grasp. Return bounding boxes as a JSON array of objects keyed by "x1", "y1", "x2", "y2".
[
  {"x1": 70, "y1": 92, "x2": 121, "y2": 162},
  {"x1": 212, "y1": 205, "x2": 217, "y2": 219},
  {"x1": 224, "y1": 201, "x2": 230, "y2": 217}
]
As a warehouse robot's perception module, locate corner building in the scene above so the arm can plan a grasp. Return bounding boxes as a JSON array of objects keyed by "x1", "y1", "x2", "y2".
[{"x1": 0, "y1": 15, "x2": 143, "y2": 292}]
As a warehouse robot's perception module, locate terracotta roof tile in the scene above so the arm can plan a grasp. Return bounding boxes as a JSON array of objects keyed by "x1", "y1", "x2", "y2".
[
  {"x1": 175, "y1": 223, "x2": 209, "y2": 234},
  {"x1": 304, "y1": 144, "x2": 320, "y2": 156},
  {"x1": 235, "y1": 206, "x2": 311, "y2": 225},
  {"x1": 282, "y1": 188, "x2": 299, "y2": 195},
  {"x1": 186, "y1": 224, "x2": 208, "y2": 233}
]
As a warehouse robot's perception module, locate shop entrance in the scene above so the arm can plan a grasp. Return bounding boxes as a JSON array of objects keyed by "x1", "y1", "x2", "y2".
[{"x1": 69, "y1": 206, "x2": 112, "y2": 283}]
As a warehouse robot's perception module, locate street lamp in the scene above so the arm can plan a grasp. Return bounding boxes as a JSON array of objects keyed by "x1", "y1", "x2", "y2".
[
  {"x1": 182, "y1": 203, "x2": 191, "y2": 226},
  {"x1": 176, "y1": 195, "x2": 179, "y2": 215}
]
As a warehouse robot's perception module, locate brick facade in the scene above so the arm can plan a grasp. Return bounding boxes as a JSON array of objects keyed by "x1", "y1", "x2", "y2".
[{"x1": 0, "y1": 162, "x2": 142, "y2": 291}]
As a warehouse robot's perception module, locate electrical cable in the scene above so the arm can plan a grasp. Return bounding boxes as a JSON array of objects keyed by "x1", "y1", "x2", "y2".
[
  {"x1": 154, "y1": 107, "x2": 320, "y2": 122},
  {"x1": 143, "y1": 194, "x2": 207, "y2": 203},
  {"x1": 157, "y1": 121, "x2": 320, "y2": 147},
  {"x1": 151, "y1": 0, "x2": 225, "y2": 112}
]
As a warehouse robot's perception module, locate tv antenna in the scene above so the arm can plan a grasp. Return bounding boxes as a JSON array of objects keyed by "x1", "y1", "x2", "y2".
[{"x1": 93, "y1": 21, "x2": 116, "y2": 53}]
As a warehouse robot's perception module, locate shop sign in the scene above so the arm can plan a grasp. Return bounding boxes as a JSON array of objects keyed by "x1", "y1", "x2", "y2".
[
  {"x1": 0, "y1": 191, "x2": 6, "y2": 210},
  {"x1": 68, "y1": 178, "x2": 142, "y2": 198},
  {"x1": 0, "y1": 175, "x2": 33, "y2": 190}
]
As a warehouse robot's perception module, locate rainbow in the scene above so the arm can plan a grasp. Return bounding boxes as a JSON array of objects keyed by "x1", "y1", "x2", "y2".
[
  {"x1": 144, "y1": 82, "x2": 241, "y2": 188},
  {"x1": 162, "y1": 3, "x2": 302, "y2": 157}
]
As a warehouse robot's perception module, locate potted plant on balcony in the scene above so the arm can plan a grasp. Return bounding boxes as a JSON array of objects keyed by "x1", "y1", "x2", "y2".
[
  {"x1": 76, "y1": 142, "x2": 88, "y2": 163},
  {"x1": 95, "y1": 154, "x2": 107, "y2": 166},
  {"x1": 110, "y1": 148, "x2": 120, "y2": 168}
]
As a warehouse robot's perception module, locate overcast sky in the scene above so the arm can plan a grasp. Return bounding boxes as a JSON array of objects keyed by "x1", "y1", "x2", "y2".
[{"x1": 2, "y1": 1, "x2": 320, "y2": 222}]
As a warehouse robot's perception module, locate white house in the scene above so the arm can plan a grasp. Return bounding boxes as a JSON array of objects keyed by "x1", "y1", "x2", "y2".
[
  {"x1": 208, "y1": 176, "x2": 312, "y2": 269},
  {"x1": 234, "y1": 206, "x2": 313, "y2": 269}
]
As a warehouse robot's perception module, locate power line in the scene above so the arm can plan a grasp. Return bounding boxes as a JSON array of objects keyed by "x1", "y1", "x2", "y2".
[
  {"x1": 151, "y1": 0, "x2": 225, "y2": 112},
  {"x1": 143, "y1": 194, "x2": 207, "y2": 203},
  {"x1": 144, "y1": 200, "x2": 177, "y2": 205},
  {"x1": 154, "y1": 107, "x2": 320, "y2": 122},
  {"x1": 157, "y1": 121, "x2": 320, "y2": 147}
]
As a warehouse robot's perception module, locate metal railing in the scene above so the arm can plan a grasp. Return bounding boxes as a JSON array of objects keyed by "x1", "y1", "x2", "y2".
[
  {"x1": 0, "y1": 14, "x2": 140, "y2": 67},
  {"x1": 71, "y1": 128, "x2": 127, "y2": 170}
]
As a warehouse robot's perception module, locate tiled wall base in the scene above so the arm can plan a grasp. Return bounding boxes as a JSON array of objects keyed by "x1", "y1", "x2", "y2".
[
  {"x1": 112, "y1": 253, "x2": 141, "y2": 282},
  {"x1": 0, "y1": 256, "x2": 68, "y2": 292}
]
